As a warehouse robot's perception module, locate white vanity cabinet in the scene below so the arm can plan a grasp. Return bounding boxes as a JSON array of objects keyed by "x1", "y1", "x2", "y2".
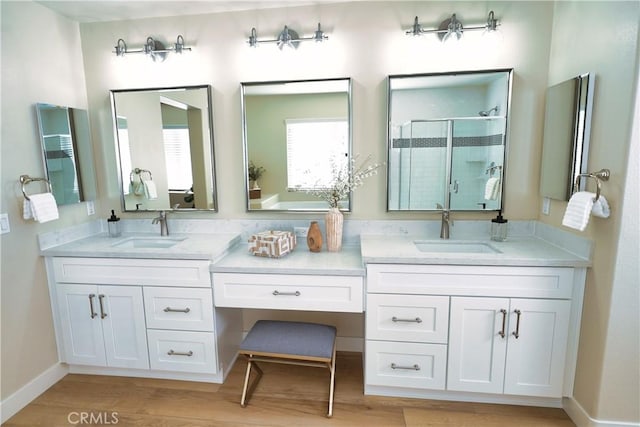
[
  {"x1": 365, "y1": 294, "x2": 449, "y2": 390},
  {"x1": 143, "y1": 286, "x2": 217, "y2": 374},
  {"x1": 56, "y1": 283, "x2": 148, "y2": 369},
  {"x1": 365, "y1": 263, "x2": 584, "y2": 405},
  {"x1": 213, "y1": 272, "x2": 363, "y2": 313},
  {"x1": 47, "y1": 256, "x2": 238, "y2": 383},
  {"x1": 448, "y1": 296, "x2": 570, "y2": 397}
]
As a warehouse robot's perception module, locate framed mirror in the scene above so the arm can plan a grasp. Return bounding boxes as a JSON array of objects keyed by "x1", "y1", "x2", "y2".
[
  {"x1": 110, "y1": 85, "x2": 217, "y2": 211},
  {"x1": 241, "y1": 78, "x2": 352, "y2": 212},
  {"x1": 387, "y1": 69, "x2": 513, "y2": 212},
  {"x1": 36, "y1": 103, "x2": 97, "y2": 206},
  {"x1": 540, "y1": 73, "x2": 594, "y2": 200}
]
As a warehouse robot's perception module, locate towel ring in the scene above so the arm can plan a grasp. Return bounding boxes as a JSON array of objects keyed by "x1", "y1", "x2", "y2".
[
  {"x1": 19, "y1": 175, "x2": 53, "y2": 201},
  {"x1": 574, "y1": 169, "x2": 610, "y2": 202}
]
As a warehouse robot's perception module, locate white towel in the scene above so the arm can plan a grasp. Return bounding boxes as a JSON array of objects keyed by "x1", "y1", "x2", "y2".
[
  {"x1": 592, "y1": 194, "x2": 610, "y2": 218},
  {"x1": 23, "y1": 193, "x2": 59, "y2": 223},
  {"x1": 143, "y1": 179, "x2": 158, "y2": 200},
  {"x1": 484, "y1": 177, "x2": 500, "y2": 200},
  {"x1": 562, "y1": 191, "x2": 610, "y2": 231},
  {"x1": 130, "y1": 181, "x2": 145, "y2": 196}
]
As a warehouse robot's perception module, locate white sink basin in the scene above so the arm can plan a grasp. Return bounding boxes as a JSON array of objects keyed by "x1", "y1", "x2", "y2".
[
  {"x1": 414, "y1": 240, "x2": 501, "y2": 254},
  {"x1": 111, "y1": 236, "x2": 187, "y2": 249}
]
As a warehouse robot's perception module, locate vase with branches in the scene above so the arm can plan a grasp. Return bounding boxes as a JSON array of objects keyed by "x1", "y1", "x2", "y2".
[
  {"x1": 306, "y1": 154, "x2": 383, "y2": 251},
  {"x1": 305, "y1": 154, "x2": 383, "y2": 208}
]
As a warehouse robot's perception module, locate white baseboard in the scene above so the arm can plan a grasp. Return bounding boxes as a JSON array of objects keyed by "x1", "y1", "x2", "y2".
[
  {"x1": 0, "y1": 363, "x2": 68, "y2": 423},
  {"x1": 564, "y1": 397, "x2": 640, "y2": 427}
]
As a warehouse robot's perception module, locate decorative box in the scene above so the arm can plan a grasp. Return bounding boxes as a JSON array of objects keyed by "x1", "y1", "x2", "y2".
[{"x1": 248, "y1": 230, "x2": 297, "y2": 258}]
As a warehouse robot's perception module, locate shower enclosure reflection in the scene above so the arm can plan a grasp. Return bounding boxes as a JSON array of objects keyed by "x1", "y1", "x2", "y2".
[
  {"x1": 36, "y1": 103, "x2": 97, "y2": 206},
  {"x1": 387, "y1": 69, "x2": 513, "y2": 212}
]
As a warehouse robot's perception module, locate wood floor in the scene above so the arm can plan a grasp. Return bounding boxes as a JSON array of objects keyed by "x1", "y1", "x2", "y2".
[{"x1": 4, "y1": 352, "x2": 575, "y2": 426}]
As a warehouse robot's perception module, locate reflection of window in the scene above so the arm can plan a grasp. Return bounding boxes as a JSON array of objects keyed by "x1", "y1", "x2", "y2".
[
  {"x1": 286, "y1": 118, "x2": 348, "y2": 190},
  {"x1": 117, "y1": 116, "x2": 132, "y2": 194},
  {"x1": 163, "y1": 126, "x2": 193, "y2": 190}
]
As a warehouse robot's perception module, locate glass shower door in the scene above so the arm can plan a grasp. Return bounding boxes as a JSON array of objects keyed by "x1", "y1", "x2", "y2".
[{"x1": 388, "y1": 120, "x2": 449, "y2": 210}]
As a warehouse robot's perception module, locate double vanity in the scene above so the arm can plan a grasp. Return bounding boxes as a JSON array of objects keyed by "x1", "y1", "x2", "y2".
[{"x1": 41, "y1": 223, "x2": 590, "y2": 408}]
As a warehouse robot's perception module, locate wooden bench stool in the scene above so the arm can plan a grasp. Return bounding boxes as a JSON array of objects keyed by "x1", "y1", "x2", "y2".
[{"x1": 239, "y1": 320, "x2": 337, "y2": 417}]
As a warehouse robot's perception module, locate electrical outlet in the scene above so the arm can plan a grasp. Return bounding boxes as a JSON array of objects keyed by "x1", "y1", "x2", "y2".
[
  {"x1": 542, "y1": 197, "x2": 550, "y2": 215},
  {"x1": 0, "y1": 213, "x2": 10, "y2": 234},
  {"x1": 86, "y1": 201, "x2": 95, "y2": 216},
  {"x1": 294, "y1": 227, "x2": 308, "y2": 238}
]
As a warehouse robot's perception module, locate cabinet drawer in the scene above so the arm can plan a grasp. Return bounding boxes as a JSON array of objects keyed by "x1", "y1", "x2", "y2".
[
  {"x1": 212, "y1": 273, "x2": 363, "y2": 313},
  {"x1": 367, "y1": 264, "x2": 574, "y2": 299},
  {"x1": 52, "y1": 257, "x2": 211, "y2": 287},
  {"x1": 366, "y1": 294, "x2": 449, "y2": 343},
  {"x1": 365, "y1": 340, "x2": 447, "y2": 390},
  {"x1": 144, "y1": 287, "x2": 213, "y2": 332},
  {"x1": 147, "y1": 330, "x2": 216, "y2": 374}
]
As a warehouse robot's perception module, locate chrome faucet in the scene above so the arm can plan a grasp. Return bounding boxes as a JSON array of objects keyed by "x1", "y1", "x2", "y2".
[
  {"x1": 436, "y1": 203, "x2": 452, "y2": 239},
  {"x1": 152, "y1": 211, "x2": 169, "y2": 236}
]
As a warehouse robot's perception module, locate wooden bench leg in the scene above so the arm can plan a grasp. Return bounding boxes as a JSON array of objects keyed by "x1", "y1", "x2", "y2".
[{"x1": 240, "y1": 358, "x2": 263, "y2": 408}]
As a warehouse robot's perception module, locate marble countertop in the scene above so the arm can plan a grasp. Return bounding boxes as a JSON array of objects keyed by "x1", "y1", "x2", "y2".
[
  {"x1": 360, "y1": 235, "x2": 591, "y2": 267},
  {"x1": 40, "y1": 232, "x2": 241, "y2": 262},
  {"x1": 212, "y1": 243, "x2": 365, "y2": 276}
]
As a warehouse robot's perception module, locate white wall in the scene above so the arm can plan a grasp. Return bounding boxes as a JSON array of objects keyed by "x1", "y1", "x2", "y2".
[
  {"x1": 0, "y1": 1, "x2": 91, "y2": 400},
  {"x1": 598, "y1": 67, "x2": 640, "y2": 423},
  {"x1": 544, "y1": 1, "x2": 639, "y2": 423},
  {"x1": 80, "y1": 1, "x2": 554, "y2": 222}
]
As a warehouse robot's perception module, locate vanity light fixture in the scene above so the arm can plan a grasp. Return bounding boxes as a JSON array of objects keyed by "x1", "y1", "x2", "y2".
[
  {"x1": 406, "y1": 11, "x2": 500, "y2": 43},
  {"x1": 113, "y1": 35, "x2": 191, "y2": 61},
  {"x1": 248, "y1": 23, "x2": 328, "y2": 49}
]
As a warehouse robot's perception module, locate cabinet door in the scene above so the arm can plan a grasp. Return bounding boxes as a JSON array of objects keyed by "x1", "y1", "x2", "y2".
[
  {"x1": 504, "y1": 299, "x2": 570, "y2": 397},
  {"x1": 99, "y1": 285, "x2": 149, "y2": 369},
  {"x1": 56, "y1": 284, "x2": 106, "y2": 366},
  {"x1": 448, "y1": 297, "x2": 509, "y2": 394}
]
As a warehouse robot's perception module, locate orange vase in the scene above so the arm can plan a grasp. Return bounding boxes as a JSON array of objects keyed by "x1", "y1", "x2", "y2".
[{"x1": 307, "y1": 221, "x2": 323, "y2": 252}]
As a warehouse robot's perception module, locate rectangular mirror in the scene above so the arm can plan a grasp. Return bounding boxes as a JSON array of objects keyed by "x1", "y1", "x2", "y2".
[
  {"x1": 387, "y1": 69, "x2": 513, "y2": 212},
  {"x1": 36, "y1": 103, "x2": 97, "y2": 206},
  {"x1": 110, "y1": 85, "x2": 217, "y2": 211},
  {"x1": 540, "y1": 73, "x2": 594, "y2": 200},
  {"x1": 241, "y1": 78, "x2": 352, "y2": 212}
]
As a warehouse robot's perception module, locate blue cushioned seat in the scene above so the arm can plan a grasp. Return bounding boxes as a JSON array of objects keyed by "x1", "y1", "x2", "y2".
[{"x1": 240, "y1": 320, "x2": 336, "y2": 360}]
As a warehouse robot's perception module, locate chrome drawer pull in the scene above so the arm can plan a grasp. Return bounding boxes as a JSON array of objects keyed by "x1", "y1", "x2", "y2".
[
  {"x1": 98, "y1": 294, "x2": 107, "y2": 319},
  {"x1": 167, "y1": 349, "x2": 193, "y2": 357},
  {"x1": 272, "y1": 290, "x2": 301, "y2": 296},
  {"x1": 164, "y1": 307, "x2": 191, "y2": 313},
  {"x1": 392, "y1": 316, "x2": 422, "y2": 323},
  {"x1": 512, "y1": 309, "x2": 522, "y2": 339},
  {"x1": 498, "y1": 309, "x2": 507, "y2": 338},
  {"x1": 88, "y1": 294, "x2": 97, "y2": 319},
  {"x1": 391, "y1": 363, "x2": 420, "y2": 371}
]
